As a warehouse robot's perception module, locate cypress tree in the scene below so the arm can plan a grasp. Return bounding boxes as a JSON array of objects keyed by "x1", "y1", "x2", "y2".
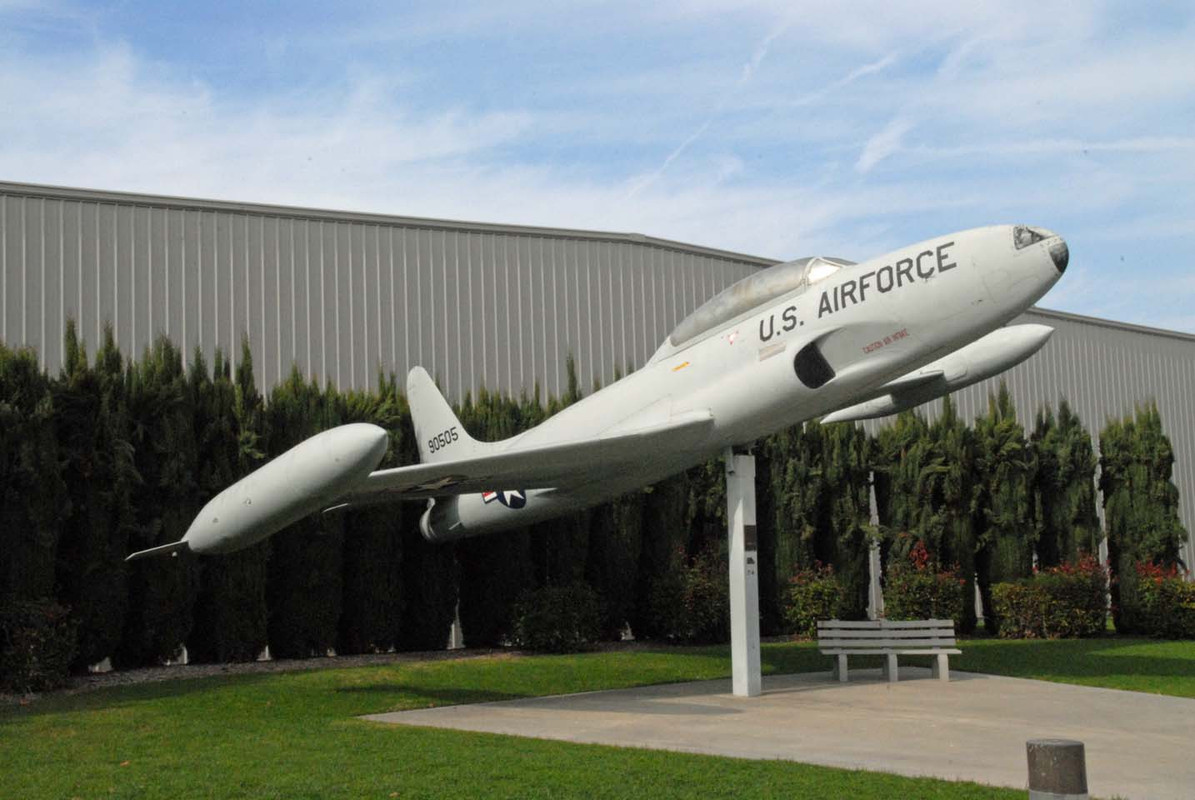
[
  {"x1": 685, "y1": 456, "x2": 727, "y2": 557},
  {"x1": 872, "y1": 410, "x2": 931, "y2": 560},
  {"x1": 456, "y1": 527, "x2": 534, "y2": 646},
  {"x1": 1133, "y1": 404, "x2": 1187, "y2": 564},
  {"x1": 929, "y1": 397, "x2": 978, "y2": 632},
  {"x1": 820, "y1": 421, "x2": 875, "y2": 619},
  {"x1": 585, "y1": 490, "x2": 645, "y2": 639},
  {"x1": 265, "y1": 369, "x2": 344, "y2": 658},
  {"x1": 529, "y1": 366, "x2": 591, "y2": 590},
  {"x1": 53, "y1": 323, "x2": 136, "y2": 670},
  {"x1": 1101, "y1": 403, "x2": 1188, "y2": 632},
  {"x1": 187, "y1": 342, "x2": 270, "y2": 663},
  {"x1": 972, "y1": 384, "x2": 1032, "y2": 631},
  {"x1": 337, "y1": 373, "x2": 403, "y2": 655},
  {"x1": 0, "y1": 342, "x2": 68, "y2": 603},
  {"x1": 769, "y1": 421, "x2": 873, "y2": 622},
  {"x1": 875, "y1": 403, "x2": 977, "y2": 632},
  {"x1": 766, "y1": 422, "x2": 824, "y2": 591},
  {"x1": 629, "y1": 472, "x2": 689, "y2": 640},
  {"x1": 456, "y1": 387, "x2": 534, "y2": 647},
  {"x1": 393, "y1": 395, "x2": 457, "y2": 651},
  {"x1": 119, "y1": 337, "x2": 201, "y2": 667},
  {"x1": 754, "y1": 438, "x2": 781, "y2": 634},
  {"x1": 1030, "y1": 400, "x2": 1100, "y2": 566},
  {"x1": 394, "y1": 521, "x2": 458, "y2": 651}
]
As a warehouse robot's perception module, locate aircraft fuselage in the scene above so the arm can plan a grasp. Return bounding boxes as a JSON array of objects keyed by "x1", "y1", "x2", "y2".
[{"x1": 419, "y1": 224, "x2": 1066, "y2": 540}]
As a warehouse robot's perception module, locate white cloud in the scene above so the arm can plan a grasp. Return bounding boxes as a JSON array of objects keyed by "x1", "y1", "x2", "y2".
[{"x1": 855, "y1": 118, "x2": 912, "y2": 174}]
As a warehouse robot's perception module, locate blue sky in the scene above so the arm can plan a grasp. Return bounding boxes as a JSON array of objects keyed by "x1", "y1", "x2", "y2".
[{"x1": 3, "y1": 1, "x2": 1194, "y2": 331}]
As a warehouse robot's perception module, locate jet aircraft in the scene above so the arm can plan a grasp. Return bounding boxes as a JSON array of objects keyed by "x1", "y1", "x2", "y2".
[{"x1": 127, "y1": 224, "x2": 1067, "y2": 560}]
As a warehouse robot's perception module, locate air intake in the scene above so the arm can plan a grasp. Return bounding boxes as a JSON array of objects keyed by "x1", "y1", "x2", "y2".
[{"x1": 794, "y1": 342, "x2": 835, "y2": 389}]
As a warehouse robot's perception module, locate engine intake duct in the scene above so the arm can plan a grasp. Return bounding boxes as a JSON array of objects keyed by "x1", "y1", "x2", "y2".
[{"x1": 794, "y1": 341, "x2": 835, "y2": 389}]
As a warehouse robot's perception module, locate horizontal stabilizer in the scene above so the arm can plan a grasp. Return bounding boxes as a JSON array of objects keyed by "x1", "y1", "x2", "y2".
[{"x1": 125, "y1": 540, "x2": 191, "y2": 562}]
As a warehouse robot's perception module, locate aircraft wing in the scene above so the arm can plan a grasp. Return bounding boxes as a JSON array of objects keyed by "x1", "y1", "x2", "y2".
[{"x1": 343, "y1": 410, "x2": 715, "y2": 502}]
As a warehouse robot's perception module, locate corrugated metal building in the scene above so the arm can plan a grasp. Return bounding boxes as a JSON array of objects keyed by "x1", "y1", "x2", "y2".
[
  {"x1": 0, "y1": 181, "x2": 767, "y2": 400},
  {"x1": 2, "y1": 180, "x2": 1193, "y2": 568}
]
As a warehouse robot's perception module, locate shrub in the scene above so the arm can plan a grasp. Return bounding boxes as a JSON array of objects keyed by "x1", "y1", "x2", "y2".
[
  {"x1": 0, "y1": 599, "x2": 78, "y2": 694},
  {"x1": 648, "y1": 546, "x2": 730, "y2": 644},
  {"x1": 991, "y1": 556, "x2": 1108, "y2": 638},
  {"x1": 1136, "y1": 562, "x2": 1195, "y2": 639},
  {"x1": 884, "y1": 540, "x2": 966, "y2": 625},
  {"x1": 512, "y1": 582, "x2": 602, "y2": 653},
  {"x1": 784, "y1": 564, "x2": 849, "y2": 638}
]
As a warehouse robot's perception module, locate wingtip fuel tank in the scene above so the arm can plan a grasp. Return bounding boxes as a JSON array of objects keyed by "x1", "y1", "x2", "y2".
[
  {"x1": 821, "y1": 324, "x2": 1054, "y2": 423},
  {"x1": 125, "y1": 423, "x2": 389, "y2": 561}
]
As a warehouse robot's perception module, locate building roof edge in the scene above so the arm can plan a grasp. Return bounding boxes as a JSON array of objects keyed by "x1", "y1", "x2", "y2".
[
  {"x1": 1025, "y1": 306, "x2": 1195, "y2": 345},
  {"x1": 0, "y1": 180, "x2": 777, "y2": 267}
]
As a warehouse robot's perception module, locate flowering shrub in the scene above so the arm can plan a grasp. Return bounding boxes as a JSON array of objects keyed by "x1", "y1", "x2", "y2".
[
  {"x1": 0, "y1": 599, "x2": 78, "y2": 693},
  {"x1": 883, "y1": 541, "x2": 966, "y2": 625},
  {"x1": 512, "y1": 583, "x2": 602, "y2": 653},
  {"x1": 1136, "y1": 562, "x2": 1195, "y2": 639},
  {"x1": 991, "y1": 556, "x2": 1108, "y2": 638},
  {"x1": 648, "y1": 546, "x2": 730, "y2": 644},
  {"x1": 783, "y1": 564, "x2": 849, "y2": 638}
]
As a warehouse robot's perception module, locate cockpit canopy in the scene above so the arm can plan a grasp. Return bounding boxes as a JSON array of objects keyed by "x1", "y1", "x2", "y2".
[{"x1": 667, "y1": 256, "x2": 855, "y2": 347}]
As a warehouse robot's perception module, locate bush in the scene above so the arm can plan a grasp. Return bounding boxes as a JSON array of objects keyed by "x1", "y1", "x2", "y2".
[
  {"x1": 512, "y1": 582, "x2": 602, "y2": 653},
  {"x1": 991, "y1": 556, "x2": 1107, "y2": 638},
  {"x1": 0, "y1": 599, "x2": 77, "y2": 693},
  {"x1": 648, "y1": 546, "x2": 729, "y2": 644},
  {"x1": 1136, "y1": 562, "x2": 1195, "y2": 639},
  {"x1": 784, "y1": 564, "x2": 849, "y2": 638},
  {"x1": 884, "y1": 541, "x2": 966, "y2": 625}
]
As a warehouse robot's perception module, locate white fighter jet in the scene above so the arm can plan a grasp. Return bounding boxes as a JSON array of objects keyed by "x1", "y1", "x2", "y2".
[{"x1": 127, "y1": 224, "x2": 1067, "y2": 560}]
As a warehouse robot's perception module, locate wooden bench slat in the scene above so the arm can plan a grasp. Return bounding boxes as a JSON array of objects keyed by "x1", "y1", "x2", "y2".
[
  {"x1": 817, "y1": 628, "x2": 955, "y2": 640},
  {"x1": 817, "y1": 636, "x2": 956, "y2": 640},
  {"x1": 822, "y1": 645, "x2": 960, "y2": 650},
  {"x1": 817, "y1": 619, "x2": 954, "y2": 629},
  {"x1": 819, "y1": 639, "x2": 957, "y2": 649}
]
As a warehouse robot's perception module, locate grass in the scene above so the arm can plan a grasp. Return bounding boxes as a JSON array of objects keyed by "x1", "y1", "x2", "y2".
[{"x1": 2, "y1": 637, "x2": 1191, "y2": 799}]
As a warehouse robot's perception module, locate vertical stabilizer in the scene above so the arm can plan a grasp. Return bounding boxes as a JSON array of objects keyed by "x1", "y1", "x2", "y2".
[{"x1": 406, "y1": 367, "x2": 486, "y2": 463}]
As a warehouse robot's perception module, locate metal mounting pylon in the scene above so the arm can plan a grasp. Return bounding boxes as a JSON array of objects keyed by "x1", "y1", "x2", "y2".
[{"x1": 725, "y1": 448, "x2": 761, "y2": 697}]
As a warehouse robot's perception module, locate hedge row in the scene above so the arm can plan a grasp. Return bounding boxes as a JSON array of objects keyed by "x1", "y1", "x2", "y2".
[{"x1": 1, "y1": 324, "x2": 1190, "y2": 689}]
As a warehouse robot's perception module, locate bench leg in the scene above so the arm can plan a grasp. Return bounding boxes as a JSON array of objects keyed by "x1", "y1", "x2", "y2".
[
  {"x1": 932, "y1": 652, "x2": 950, "y2": 682},
  {"x1": 884, "y1": 653, "x2": 898, "y2": 683},
  {"x1": 835, "y1": 654, "x2": 849, "y2": 683}
]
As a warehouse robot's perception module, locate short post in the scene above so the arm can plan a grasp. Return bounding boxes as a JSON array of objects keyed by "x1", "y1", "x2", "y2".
[
  {"x1": 725, "y1": 448, "x2": 761, "y2": 698},
  {"x1": 1026, "y1": 739, "x2": 1088, "y2": 800}
]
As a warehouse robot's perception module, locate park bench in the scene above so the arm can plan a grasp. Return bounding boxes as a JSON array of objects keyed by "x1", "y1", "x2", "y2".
[{"x1": 816, "y1": 619, "x2": 960, "y2": 683}]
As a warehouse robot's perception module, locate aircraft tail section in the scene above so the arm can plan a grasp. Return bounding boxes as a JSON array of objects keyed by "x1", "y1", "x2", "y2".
[{"x1": 407, "y1": 366, "x2": 488, "y2": 463}]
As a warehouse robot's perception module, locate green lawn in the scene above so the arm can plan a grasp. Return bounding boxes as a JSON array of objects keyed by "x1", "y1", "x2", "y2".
[{"x1": 2, "y1": 637, "x2": 1191, "y2": 799}]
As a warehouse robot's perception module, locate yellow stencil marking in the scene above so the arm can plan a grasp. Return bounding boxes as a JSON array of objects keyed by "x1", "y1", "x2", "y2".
[{"x1": 672, "y1": 361, "x2": 691, "y2": 372}]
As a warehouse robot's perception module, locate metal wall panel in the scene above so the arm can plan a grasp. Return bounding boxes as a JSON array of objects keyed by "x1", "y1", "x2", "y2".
[{"x1": 0, "y1": 182, "x2": 765, "y2": 398}]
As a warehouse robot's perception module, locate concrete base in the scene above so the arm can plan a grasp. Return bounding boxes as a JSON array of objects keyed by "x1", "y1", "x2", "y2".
[{"x1": 365, "y1": 669, "x2": 1195, "y2": 799}]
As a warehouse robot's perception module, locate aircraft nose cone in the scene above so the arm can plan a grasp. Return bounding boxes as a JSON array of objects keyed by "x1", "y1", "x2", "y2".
[{"x1": 1049, "y1": 237, "x2": 1068, "y2": 274}]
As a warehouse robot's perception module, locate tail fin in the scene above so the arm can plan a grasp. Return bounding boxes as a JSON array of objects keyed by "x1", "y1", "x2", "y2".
[{"x1": 407, "y1": 366, "x2": 486, "y2": 463}]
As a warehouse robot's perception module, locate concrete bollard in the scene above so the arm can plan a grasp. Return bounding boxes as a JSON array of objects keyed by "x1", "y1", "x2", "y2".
[{"x1": 1026, "y1": 739, "x2": 1088, "y2": 800}]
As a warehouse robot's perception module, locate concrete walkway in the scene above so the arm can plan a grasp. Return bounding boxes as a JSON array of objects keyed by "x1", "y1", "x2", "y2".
[{"x1": 364, "y1": 669, "x2": 1195, "y2": 799}]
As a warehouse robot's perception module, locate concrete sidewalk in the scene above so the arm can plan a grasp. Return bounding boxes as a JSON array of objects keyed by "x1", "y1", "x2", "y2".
[{"x1": 364, "y1": 669, "x2": 1195, "y2": 799}]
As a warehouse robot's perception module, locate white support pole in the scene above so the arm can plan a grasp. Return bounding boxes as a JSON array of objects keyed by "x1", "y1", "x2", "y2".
[{"x1": 725, "y1": 448, "x2": 761, "y2": 698}]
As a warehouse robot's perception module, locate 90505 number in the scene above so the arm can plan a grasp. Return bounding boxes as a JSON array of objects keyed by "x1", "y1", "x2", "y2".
[{"x1": 428, "y1": 426, "x2": 459, "y2": 453}]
